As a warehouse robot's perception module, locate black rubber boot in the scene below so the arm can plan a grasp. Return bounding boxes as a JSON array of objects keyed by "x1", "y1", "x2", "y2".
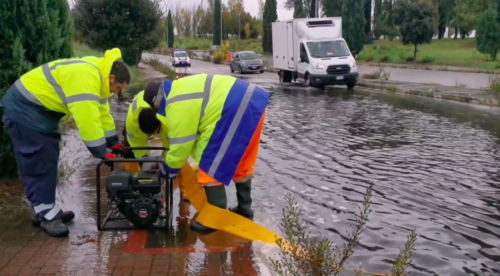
[
  {"x1": 40, "y1": 218, "x2": 70, "y2": 238},
  {"x1": 190, "y1": 185, "x2": 227, "y2": 235},
  {"x1": 228, "y1": 180, "x2": 254, "y2": 219},
  {"x1": 32, "y1": 211, "x2": 75, "y2": 227}
]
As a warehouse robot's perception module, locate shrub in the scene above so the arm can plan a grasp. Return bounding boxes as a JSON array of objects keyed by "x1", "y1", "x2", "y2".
[
  {"x1": 418, "y1": 55, "x2": 435, "y2": 64},
  {"x1": 405, "y1": 56, "x2": 414, "y2": 62},
  {"x1": 378, "y1": 54, "x2": 390, "y2": 62},
  {"x1": 270, "y1": 187, "x2": 418, "y2": 276}
]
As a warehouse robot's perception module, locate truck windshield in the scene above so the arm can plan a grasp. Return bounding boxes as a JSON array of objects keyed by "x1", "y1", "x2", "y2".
[
  {"x1": 306, "y1": 41, "x2": 350, "y2": 58},
  {"x1": 239, "y1": 52, "x2": 259, "y2": 60}
]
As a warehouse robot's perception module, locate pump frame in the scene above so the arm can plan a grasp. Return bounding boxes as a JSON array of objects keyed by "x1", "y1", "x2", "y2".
[{"x1": 95, "y1": 147, "x2": 174, "y2": 231}]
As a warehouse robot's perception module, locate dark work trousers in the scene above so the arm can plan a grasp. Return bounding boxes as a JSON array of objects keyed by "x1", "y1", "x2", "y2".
[{"x1": 2, "y1": 116, "x2": 63, "y2": 221}]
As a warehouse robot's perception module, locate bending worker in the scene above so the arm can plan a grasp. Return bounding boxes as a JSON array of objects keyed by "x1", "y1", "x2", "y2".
[
  {"x1": 0, "y1": 49, "x2": 130, "y2": 237},
  {"x1": 136, "y1": 74, "x2": 269, "y2": 234},
  {"x1": 122, "y1": 82, "x2": 164, "y2": 162}
]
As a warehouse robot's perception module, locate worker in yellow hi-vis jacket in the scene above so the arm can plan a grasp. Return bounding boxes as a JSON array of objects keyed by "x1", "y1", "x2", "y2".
[{"x1": 0, "y1": 49, "x2": 130, "y2": 238}]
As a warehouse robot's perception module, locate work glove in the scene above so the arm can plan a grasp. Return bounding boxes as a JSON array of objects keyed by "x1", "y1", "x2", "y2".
[
  {"x1": 103, "y1": 152, "x2": 116, "y2": 169},
  {"x1": 110, "y1": 143, "x2": 126, "y2": 155}
]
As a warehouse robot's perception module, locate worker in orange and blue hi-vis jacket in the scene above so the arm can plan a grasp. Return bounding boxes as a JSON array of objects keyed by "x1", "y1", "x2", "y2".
[
  {"x1": 136, "y1": 74, "x2": 269, "y2": 234},
  {"x1": 0, "y1": 49, "x2": 130, "y2": 238}
]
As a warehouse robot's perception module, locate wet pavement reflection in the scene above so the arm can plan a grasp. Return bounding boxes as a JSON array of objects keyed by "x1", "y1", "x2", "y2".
[{"x1": 1, "y1": 80, "x2": 500, "y2": 276}]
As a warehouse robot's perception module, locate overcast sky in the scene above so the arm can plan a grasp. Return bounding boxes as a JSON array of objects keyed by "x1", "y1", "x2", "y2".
[{"x1": 165, "y1": 0, "x2": 294, "y2": 21}]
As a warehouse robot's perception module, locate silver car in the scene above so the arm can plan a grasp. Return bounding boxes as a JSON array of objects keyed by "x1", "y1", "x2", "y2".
[{"x1": 230, "y1": 51, "x2": 264, "y2": 74}]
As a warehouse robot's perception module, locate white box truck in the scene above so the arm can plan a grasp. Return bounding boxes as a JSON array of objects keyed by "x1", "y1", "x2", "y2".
[{"x1": 272, "y1": 17, "x2": 358, "y2": 89}]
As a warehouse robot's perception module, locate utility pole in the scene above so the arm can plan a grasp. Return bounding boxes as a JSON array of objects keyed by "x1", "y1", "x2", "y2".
[
  {"x1": 220, "y1": 5, "x2": 223, "y2": 45},
  {"x1": 238, "y1": 12, "x2": 241, "y2": 39}
]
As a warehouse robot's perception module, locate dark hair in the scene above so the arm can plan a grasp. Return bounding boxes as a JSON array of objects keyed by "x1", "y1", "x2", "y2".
[
  {"x1": 138, "y1": 108, "x2": 160, "y2": 134},
  {"x1": 110, "y1": 60, "x2": 131, "y2": 84},
  {"x1": 144, "y1": 82, "x2": 162, "y2": 108}
]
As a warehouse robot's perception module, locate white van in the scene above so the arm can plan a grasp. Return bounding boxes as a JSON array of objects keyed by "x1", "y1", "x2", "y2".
[{"x1": 272, "y1": 18, "x2": 358, "y2": 89}]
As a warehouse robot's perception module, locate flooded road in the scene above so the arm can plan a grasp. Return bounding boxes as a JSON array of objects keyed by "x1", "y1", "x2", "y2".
[
  {"x1": 252, "y1": 82, "x2": 500, "y2": 276},
  {"x1": 41, "y1": 79, "x2": 500, "y2": 276}
]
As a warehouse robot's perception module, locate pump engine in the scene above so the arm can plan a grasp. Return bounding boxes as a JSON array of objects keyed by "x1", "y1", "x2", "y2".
[{"x1": 105, "y1": 170, "x2": 162, "y2": 227}]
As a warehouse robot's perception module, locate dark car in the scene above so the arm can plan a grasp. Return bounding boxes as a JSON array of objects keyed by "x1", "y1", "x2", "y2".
[{"x1": 230, "y1": 51, "x2": 264, "y2": 74}]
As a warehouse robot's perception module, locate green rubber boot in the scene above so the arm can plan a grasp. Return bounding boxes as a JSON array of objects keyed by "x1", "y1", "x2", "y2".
[
  {"x1": 190, "y1": 185, "x2": 227, "y2": 235},
  {"x1": 228, "y1": 180, "x2": 254, "y2": 219}
]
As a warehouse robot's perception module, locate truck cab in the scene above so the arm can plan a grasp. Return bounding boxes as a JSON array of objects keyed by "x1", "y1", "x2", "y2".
[{"x1": 272, "y1": 18, "x2": 358, "y2": 89}]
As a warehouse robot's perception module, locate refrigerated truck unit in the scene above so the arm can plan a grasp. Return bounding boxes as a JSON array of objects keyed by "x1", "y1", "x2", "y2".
[{"x1": 271, "y1": 17, "x2": 358, "y2": 89}]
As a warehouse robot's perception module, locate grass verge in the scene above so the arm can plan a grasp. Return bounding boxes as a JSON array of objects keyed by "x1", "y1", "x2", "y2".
[
  {"x1": 358, "y1": 39, "x2": 500, "y2": 70},
  {"x1": 159, "y1": 37, "x2": 265, "y2": 54}
]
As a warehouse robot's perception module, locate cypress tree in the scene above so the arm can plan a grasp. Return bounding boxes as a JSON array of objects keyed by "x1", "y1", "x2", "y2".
[
  {"x1": 0, "y1": 0, "x2": 72, "y2": 178},
  {"x1": 213, "y1": 0, "x2": 221, "y2": 45},
  {"x1": 262, "y1": 0, "x2": 277, "y2": 53},
  {"x1": 294, "y1": 0, "x2": 305, "y2": 18},
  {"x1": 167, "y1": 10, "x2": 174, "y2": 48},
  {"x1": 324, "y1": 0, "x2": 342, "y2": 17},
  {"x1": 364, "y1": 0, "x2": 372, "y2": 34},
  {"x1": 342, "y1": 0, "x2": 366, "y2": 55}
]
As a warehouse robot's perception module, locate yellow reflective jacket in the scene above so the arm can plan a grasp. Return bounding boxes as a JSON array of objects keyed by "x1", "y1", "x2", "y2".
[
  {"x1": 157, "y1": 74, "x2": 269, "y2": 185},
  {"x1": 13, "y1": 49, "x2": 122, "y2": 159},
  {"x1": 125, "y1": 91, "x2": 168, "y2": 157}
]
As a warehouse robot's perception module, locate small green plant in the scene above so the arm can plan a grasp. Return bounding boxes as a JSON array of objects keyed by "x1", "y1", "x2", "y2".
[
  {"x1": 418, "y1": 55, "x2": 435, "y2": 64},
  {"x1": 141, "y1": 55, "x2": 177, "y2": 80},
  {"x1": 270, "y1": 186, "x2": 418, "y2": 276},
  {"x1": 362, "y1": 67, "x2": 391, "y2": 80},
  {"x1": 404, "y1": 56, "x2": 414, "y2": 62},
  {"x1": 487, "y1": 73, "x2": 500, "y2": 103},
  {"x1": 387, "y1": 86, "x2": 397, "y2": 93},
  {"x1": 495, "y1": 62, "x2": 500, "y2": 69}
]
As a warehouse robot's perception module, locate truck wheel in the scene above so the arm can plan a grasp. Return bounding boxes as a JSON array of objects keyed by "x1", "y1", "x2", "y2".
[
  {"x1": 305, "y1": 75, "x2": 311, "y2": 87},
  {"x1": 280, "y1": 70, "x2": 292, "y2": 83},
  {"x1": 347, "y1": 82, "x2": 356, "y2": 90}
]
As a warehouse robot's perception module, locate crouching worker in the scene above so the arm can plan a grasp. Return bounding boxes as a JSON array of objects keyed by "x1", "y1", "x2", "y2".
[
  {"x1": 137, "y1": 74, "x2": 269, "y2": 234},
  {"x1": 0, "y1": 49, "x2": 130, "y2": 237},
  {"x1": 121, "y1": 82, "x2": 164, "y2": 163}
]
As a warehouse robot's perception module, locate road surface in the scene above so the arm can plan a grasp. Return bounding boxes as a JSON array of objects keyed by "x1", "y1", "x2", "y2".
[{"x1": 185, "y1": 51, "x2": 493, "y2": 89}]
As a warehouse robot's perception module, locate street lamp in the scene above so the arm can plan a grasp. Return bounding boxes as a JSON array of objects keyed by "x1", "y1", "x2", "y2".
[{"x1": 220, "y1": 4, "x2": 223, "y2": 45}]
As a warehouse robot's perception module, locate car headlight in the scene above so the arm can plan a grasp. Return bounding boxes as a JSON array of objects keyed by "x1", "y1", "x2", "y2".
[
  {"x1": 241, "y1": 61, "x2": 246, "y2": 65},
  {"x1": 313, "y1": 63, "x2": 325, "y2": 69},
  {"x1": 350, "y1": 61, "x2": 357, "y2": 68}
]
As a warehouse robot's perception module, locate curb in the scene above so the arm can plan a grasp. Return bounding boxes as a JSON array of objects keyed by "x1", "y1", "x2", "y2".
[
  {"x1": 356, "y1": 80, "x2": 499, "y2": 107},
  {"x1": 357, "y1": 62, "x2": 499, "y2": 75}
]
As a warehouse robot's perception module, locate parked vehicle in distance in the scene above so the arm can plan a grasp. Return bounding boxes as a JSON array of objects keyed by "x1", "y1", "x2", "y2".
[
  {"x1": 272, "y1": 17, "x2": 358, "y2": 89},
  {"x1": 209, "y1": 45, "x2": 221, "y2": 56},
  {"x1": 172, "y1": 50, "x2": 191, "y2": 67},
  {"x1": 230, "y1": 51, "x2": 264, "y2": 74}
]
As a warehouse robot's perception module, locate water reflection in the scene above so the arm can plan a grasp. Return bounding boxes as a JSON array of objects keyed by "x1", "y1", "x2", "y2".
[{"x1": 257, "y1": 87, "x2": 500, "y2": 276}]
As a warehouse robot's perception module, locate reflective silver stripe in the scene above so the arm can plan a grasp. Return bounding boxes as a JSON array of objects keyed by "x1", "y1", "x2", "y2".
[
  {"x1": 43, "y1": 60, "x2": 101, "y2": 105},
  {"x1": 105, "y1": 130, "x2": 117, "y2": 138},
  {"x1": 127, "y1": 132, "x2": 135, "y2": 139},
  {"x1": 44, "y1": 204, "x2": 62, "y2": 221},
  {"x1": 15, "y1": 60, "x2": 102, "y2": 107},
  {"x1": 168, "y1": 133, "x2": 197, "y2": 145},
  {"x1": 208, "y1": 84, "x2": 256, "y2": 176},
  {"x1": 166, "y1": 93, "x2": 204, "y2": 106},
  {"x1": 132, "y1": 98, "x2": 138, "y2": 113},
  {"x1": 15, "y1": 80, "x2": 42, "y2": 106},
  {"x1": 84, "y1": 137, "x2": 106, "y2": 148},
  {"x1": 33, "y1": 203, "x2": 53, "y2": 213},
  {"x1": 66, "y1": 93, "x2": 100, "y2": 105},
  {"x1": 200, "y1": 75, "x2": 213, "y2": 121},
  {"x1": 100, "y1": 98, "x2": 108, "y2": 104},
  {"x1": 203, "y1": 182, "x2": 222, "y2": 187},
  {"x1": 154, "y1": 83, "x2": 164, "y2": 106}
]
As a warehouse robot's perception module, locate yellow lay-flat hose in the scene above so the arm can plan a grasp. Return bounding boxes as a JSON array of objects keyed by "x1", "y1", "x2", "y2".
[{"x1": 177, "y1": 163, "x2": 392, "y2": 276}]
